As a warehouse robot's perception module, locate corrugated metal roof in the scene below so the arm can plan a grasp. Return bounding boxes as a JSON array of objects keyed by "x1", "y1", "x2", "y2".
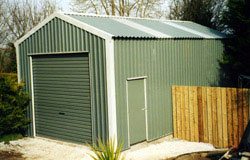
[{"x1": 64, "y1": 12, "x2": 227, "y2": 39}]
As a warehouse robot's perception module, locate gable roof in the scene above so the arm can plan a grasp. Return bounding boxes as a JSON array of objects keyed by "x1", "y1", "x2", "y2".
[
  {"x1": 65, "y1": 12, "x2": 227, "y2": 39},
  {"x1": 15, "y1": 12, "x2": 227, "y2": 46}
]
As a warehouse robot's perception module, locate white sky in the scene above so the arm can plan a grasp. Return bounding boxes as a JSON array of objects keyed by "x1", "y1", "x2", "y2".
[{"x1": 57, "y1": 0, "x2": 71, "y2": 11}]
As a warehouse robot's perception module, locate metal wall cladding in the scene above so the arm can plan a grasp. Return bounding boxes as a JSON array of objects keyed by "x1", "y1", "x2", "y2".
[
  {"x1": 114, "y1": 38, "x2": 224, "y2": 149},
  {"x1": 18, "y1": 17, "x2": 108, "y2": 144}
]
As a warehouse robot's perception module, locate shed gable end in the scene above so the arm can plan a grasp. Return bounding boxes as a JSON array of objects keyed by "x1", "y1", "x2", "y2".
[{"x1": 18, "y1": 17, "x2": 109, "y2": 144}]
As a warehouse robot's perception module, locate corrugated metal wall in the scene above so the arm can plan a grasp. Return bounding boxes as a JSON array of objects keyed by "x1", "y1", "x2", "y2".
[
  {"x1": 18, "y1": 17, "x2": 108, "y2": 144},
  {"x1": 114, "y1": 39, "x2": 224, "y2": 149}
]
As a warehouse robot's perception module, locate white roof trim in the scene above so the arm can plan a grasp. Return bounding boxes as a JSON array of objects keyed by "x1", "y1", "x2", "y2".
[
  {"x1": 113, "y1": 18, "x2": 172, "y2": 38},
  {"x1": 14, "y1": 12, "x2": 57, "y2": 46},
  {"x1": 14, "y1": 12, "x2": 113, "y2": 46},
  {"x1": 57, "y1": 13, "x2": 113, "y2": 40},
  {"x1": 164, "y1": 21, "x2": 214, "y2": 39}
]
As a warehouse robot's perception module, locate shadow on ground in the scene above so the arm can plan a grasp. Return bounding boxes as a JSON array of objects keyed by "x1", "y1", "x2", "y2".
[
  {"x1": 0, "y1": 150, "x2": 25, "y2": 160},
  {"x1": 166, "y1": 150, "x2": 226, "y2": 160}
]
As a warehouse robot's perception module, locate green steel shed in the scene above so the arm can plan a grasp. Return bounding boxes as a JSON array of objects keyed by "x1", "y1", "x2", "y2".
[{"x1": 14, "y1": 12, "x2": 227, "y2": 149}]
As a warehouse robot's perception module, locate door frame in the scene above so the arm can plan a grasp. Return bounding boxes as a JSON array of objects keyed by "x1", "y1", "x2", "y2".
[
  {"x1": 28, "y1": 52, "x2": 93, "y2": 144},
  {"x1": 126, "y1": 76, "x2": 148, "y2": 147}
]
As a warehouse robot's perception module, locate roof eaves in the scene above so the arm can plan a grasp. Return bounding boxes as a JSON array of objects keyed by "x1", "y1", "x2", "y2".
[
  {"x1": 58, "y1": 12, "x2": 114, "y2": 40},
  {"x1": 14, "y1": 12, "x2": 114, "y2": 47},
  {"x1": 14, "y1": 12, "x2": 58, "y2": 47}
]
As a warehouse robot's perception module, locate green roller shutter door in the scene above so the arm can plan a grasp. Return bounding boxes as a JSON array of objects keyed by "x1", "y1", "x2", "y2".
[{"x1": 32, "y1": 53, "x2": 92, "y2": 144}]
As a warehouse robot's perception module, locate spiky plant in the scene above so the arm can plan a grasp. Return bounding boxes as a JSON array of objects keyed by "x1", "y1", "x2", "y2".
[{"x1": 87, "y1": 138, "x2": 125, "y2": 160}]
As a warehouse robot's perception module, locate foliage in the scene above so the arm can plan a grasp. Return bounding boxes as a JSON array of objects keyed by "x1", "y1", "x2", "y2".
[
  {"x1": 168, "y1": 0, "x2": 226, "y2": 29},
  {"x1": 0, "y1": 133, "x2": 23, "y2": 143},
  {"x1": 219, "y1": 0, "x2": 250, "y2": 87},
  {"x1": 0, "y1": 43, "x2": 16, "y2": 73},
  {"x1": 70, "y1": 0, "x2": 166, "y2": 18},
  {"x1": 0, "y1": 75, "x2": 30, "y2": 137},
  {"x1": 87, "y1": 138, "x2": 125, "y2": 160}
]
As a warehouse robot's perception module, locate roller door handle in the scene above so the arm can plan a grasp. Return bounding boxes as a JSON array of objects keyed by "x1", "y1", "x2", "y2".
[{"x1": 59, "y1": 112, "x2": 65, "y2": 115}]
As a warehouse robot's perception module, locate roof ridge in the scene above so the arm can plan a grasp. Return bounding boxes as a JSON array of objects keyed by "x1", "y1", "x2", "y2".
[{"x1": 61, "y1": 11, "x2": 192, "y2": 23}]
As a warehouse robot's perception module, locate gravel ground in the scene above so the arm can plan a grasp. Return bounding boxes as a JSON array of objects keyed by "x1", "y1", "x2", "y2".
[
  {"x1": 124, "y1": 137, "x2": 216, "y2": 160},
  {"x1": 0, "y1": 137, "x2": 216, "y2": 160}
]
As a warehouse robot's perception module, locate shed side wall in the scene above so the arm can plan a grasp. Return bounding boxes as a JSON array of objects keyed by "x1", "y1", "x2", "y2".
[
  {"x1": 114, "y1": 39, "x2": 224, "y2": 148},
  {"x1": 18, "y1": 17, "x2": 108, "y2": 143}
]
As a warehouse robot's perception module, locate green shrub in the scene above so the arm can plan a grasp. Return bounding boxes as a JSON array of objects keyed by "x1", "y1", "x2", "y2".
[
  {"x1": 0, "y1": 133, "x2": 23, "y2": 142},
  {"x1": 88, "y1": 138, "x2": 125, "y2": 160},
  {"x1": 0, "y1": 75, "x2": 30, "y2": 137}
]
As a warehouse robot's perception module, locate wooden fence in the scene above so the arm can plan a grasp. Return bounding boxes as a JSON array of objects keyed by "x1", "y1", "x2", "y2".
[{"x1": 172, "y1": 85, "x2": 250, "y2": 148}]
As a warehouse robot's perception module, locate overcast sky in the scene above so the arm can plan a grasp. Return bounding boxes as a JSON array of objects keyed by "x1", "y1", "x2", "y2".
[{"x1": 58, "y1": 0, "x2": 71, "y2": 11}]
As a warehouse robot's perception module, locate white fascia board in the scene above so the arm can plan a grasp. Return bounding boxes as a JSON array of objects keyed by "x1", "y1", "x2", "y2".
[
  {"x1": 113, "y1": 18, "x2": 172, "y2": 38},
  {"x1": 14, "y1": 12, "x2": 113, "y2": 46},
  {"x1": 14, "y1": 13, "x2": 57, "y2": 83},
  {"x1": 57, "y1": 13, "x2": 113, "y2": 40},
  {"x1": 15, "y1": 45, "x2": 21, "y2": 83},
  {"x1": 105, "y1": 37, "x2": 117, "y2": 142},
  {"x1": 164, "y1": 22, "x2": 214, "y2": 39},
  {"x1": 14, "y1": 13, "x2": 57, "y2": 47}
]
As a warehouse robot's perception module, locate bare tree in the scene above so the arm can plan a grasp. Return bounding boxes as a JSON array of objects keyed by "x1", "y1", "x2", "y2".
[
  {"x1": 0, "y1": 1, "x2": 9, "y2": 45},
  {"x1": 70, "y1": 0, "x2": 166, "y2": 18},
  {"x1": 1, "y1": 0, "x2": 58, "y2": 44},
  {"x1": 0, "y1": 0, "x2": 59, "y2": 73},
  {"x1": 168, "y1": 0, "x2": 183, "y2": 20}
]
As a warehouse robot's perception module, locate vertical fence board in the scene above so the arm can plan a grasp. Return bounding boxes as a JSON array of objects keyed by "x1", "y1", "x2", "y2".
[
  {"x1": 181, "y1": 87, "x2": 186, "y2": 139},
  {"x1": 189, "y1": 87, "x2": 195, "y2": 141},
  {"x1": 207, "y1": 87, "x2": 213, "y2": 145},
  {"x1": 184, "y1": 86, "x2": 190, "y2": 141},
  {"x1": 226, "y1": 88, "x2": 233, "y2": 147},
  {"x1": 243, "y1": 89, "x2": 249, "y2": 130},
  {"x1": 198, "y1": 87, "x2": 204, "y2": 142},
  {"x1": 232, "y1": 88, "x2": 238, "y2": 147},
  {"x1": 202, "y1": 87, "x2": 208, "y2": 143},
  {"x1": 217, "y1": 88, "x2": 223, "y2": 147},
  {"x1": 238, "y1": 89, "x2": 243, "y2": 144},
  {"x1": 222, "y1": 88, "x2": 228, "y2": 148},
  {"x1": 212, "y1": 88, "x2": 218, "y2": 146},
  {"x1": 172, "y1": 86, "x2": 177, "y2": 137},
  {"x1": 176, "y1": 86, "x2": 182, "y2": 139},
  {"x1": 193, "y1": 87, "x2": 199, "y2": 142}
]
